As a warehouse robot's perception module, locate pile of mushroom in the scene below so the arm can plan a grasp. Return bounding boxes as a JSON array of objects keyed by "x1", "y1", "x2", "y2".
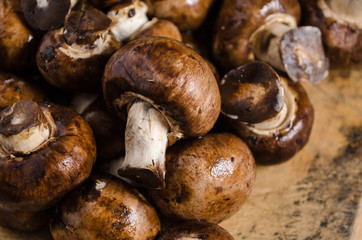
[{"x1": 1, "y1": 0, "x2": 355, "y2": 238}]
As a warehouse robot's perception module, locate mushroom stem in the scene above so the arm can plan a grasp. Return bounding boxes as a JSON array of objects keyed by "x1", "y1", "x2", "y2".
[
  {"x1": 0, "y1": 100, "x2": 56, "y2": 155},
  {"x1": 118, "y1": 100, "x2": 169, "y2": 189}
]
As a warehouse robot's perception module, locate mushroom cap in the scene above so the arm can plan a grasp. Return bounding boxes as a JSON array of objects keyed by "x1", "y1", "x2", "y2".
[
  {"x1": 212, "y1": 0, "x2": 300, "y2": 71},
  {"x1": 231, "y1": 77, "x2": 314, "y2": 164},
  {"x1": 0, "y1": 0, "x2": 38, "y2": 72},
  {"x1": 20, "y1": 0, "x2": 72, "y2": 31},
  {"x1": 0, "y1": 102, "x2": 96, "y2": 210},
  {"x1": 0, "y1": 73, "x2": 47, "y2": 109},
  {"x1": 158, "y1": 220, "x2": 234, "y2": 240},
  {"x1": 299, "y1": 0, "x2": 362, "y2": 65},
  {"x1": 219, "y1": 61, "x2": 284, "y2": 123},
  {"x1": 89, "y1": 0, "x2": 131, "y2": 10},
  {"x1": 148, "y1": 132, "x2": 256, "y2": 223},
  {"x1": 132, "y1": 18, "x2": 182, "y2": 41},
  {"x1": 144, "y1": 0, "x2": 214, "y2": 31},
  {"x1": 103, "y1": 37, "x2": 220, "y2": 138},
  {"x1": 50, "y1": 173, "x2": 161, "y2": 240},
  {"x1": 36, "y1": 8, "x2": 121, "y2": 93}
]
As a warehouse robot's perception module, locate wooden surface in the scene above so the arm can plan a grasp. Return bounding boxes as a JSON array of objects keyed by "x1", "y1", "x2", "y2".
[{"x1": 0, "y1": 66, "x2": 361, "y2": 239}]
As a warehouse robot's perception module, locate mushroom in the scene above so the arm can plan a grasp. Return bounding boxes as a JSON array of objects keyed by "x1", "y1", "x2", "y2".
[
  {"x1": 213, "y1": 0, "x2": 329, "y2": 83},
  {"x1": 147, "y1": 132, "x2": 256, "y2": 223},
  {"x1": 158, "y1": 220, "x2": 234, "y2": 240},
  {"x1": 0, "y1": 0, "x2": 39, "y2": 72},
  {"x1": 36, "y1": 7, "x2": 121, "y2": 92},
  {"x1": 130, "y1": 18, "x2": 182, "y2": 41},
  {"x1": 102, "y1": 37, "x2": 221, "y2": 189},
  {"x1": 0, "y1": 205, "x2": 49, "y2": 231},
  {"x1": 0, "y1": 72, "x2": 47, "y2": 109},
  {"x1": 21, "y1": 0, "x2": 79, "y2": 31},
  {"x1": 144, "y1": 0, "x2": 215, "y2": 31},
  {"x1": 50, "y1": 173, "x2": 161, "y2": 240},
  {"x1": 219, "y1": 61, "x2": 314, "y2": 164},
  {"x1": 81, "y1": 96, "x2": 126, "y2": 161},
  {"x1": 0, "y1": 100, "x2": 96, "y2": 210},
  {"x1": 299, "y1": 0, "x2": 362, "y2": 65},
  {"x1": 88, "y1": 0, "x2": 129, "y2": 10}
]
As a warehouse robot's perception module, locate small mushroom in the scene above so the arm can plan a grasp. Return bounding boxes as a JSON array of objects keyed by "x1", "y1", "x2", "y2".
[
  {"x1": 144, "y1": 0, "x2": 215, "y2": 31},
  {"x1": 0, "y1": 100, "x2": 96, "y2": 210},
  {"x1": 88, "y1": 0, "x2": 130, "y2": 10},
  {"x1": 158, "y1": 220, "x2": 234, "y2": 240},
  {"x1": 131, "y1": 18, "x2": 182, "y2": 41},
  {"x1": 0, "y1": 0, "x2": 39, "y2": 72},
  {"x1": 147, "y1": 132, "x2": 256, "y2": 223},
  {"x1": 299, "y1": 0, "x2": 362, "y2": 65},
  {"x1": 0, "y1": 72, "x2": 47, "y2": 109},
  {"x1": 50, "y1": 173, "x2": 161, "y2": 240},
  {"x1": 213, "y1": 0, "x2": 329, "y2": 83},
  {"x1": 219, "y1": 61, "x2": 314, "y2": 164},
  {"x1": 102, "y1": 37, "x2": 221, "y2": 189},
  {"x1": 21, "y1": 0, "x2": 79, "y2": 31},
  {"x1": 36, "y1": 7, "x2": 121, "y2": 92},
  {"x1": 0, "y1": 205, "x2": 49, "y2": 231}
]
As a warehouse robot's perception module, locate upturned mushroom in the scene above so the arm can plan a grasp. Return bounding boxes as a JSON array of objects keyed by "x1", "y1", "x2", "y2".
[
  {"x1": 219, "y1": 61, "x2": 314, "y2": 164},
  {"x1": 21, "y1": 0, "x2": 79, "y2": 31},
  {"x1": 213, "y1": 0, "x2": 329, "y2": 83},
  {"x1": 0, "y1": 100, "x2": 96, "y2": 210},
  {"x1": 50, "y1": 173, "x2": 161, "y2": 240},
  {"x1": 158, "y1": 220, "x2": 234, "y2": 240},
  {"x1": 36, "y1": 7, "x2": 121, "y2": 92},
  {"x1": 103, "y1": 37, "x2": 221, "y2": 189},
  {"x1": 299, "y1": 0, "x2": 362, "y2": 65},
  {"x1": 0, "y1": 0, "x2": 39, "y2": 72},
  {"x1": 147, "y1": 132, "x2": 256, "y2": 223}
]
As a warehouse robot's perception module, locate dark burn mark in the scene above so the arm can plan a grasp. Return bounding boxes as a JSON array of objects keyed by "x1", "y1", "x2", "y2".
[
  {"x1": 128, "y1": 9, "x2": 135, "y2": 18},
  {"x1": 40, "y1": 46, "x2": 57, "y2": 62}
]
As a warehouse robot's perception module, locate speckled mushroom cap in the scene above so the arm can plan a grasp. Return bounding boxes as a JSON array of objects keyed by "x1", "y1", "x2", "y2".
[
  {"x1": 299, "y1": 0, "x2": 362, "y2": 65},
  {"x1": 147, "y1": 132, "x2": 256, "y2": 223},
  {"x1": 102, "y1": 37, "x2": 221, "y2": 139},
  {"x1": 0, "y1": 0, "x2": 39, "y2": 72},
  {"x1": 231, "y1": 77, "x2": 314, "y2": 164},
  {"x1": 158, "y1": 220, "x2": 234, "y2": 240},
  {"x1": 212, "y1": 0, "x2": 300, "y2": 71},
  {"x1": 50, "y1": 173, "x2": 161, "y2": 240},
  {"x1": 0, "y1": 102, "x2": 96, "y2": 211},
  {"x1": 0, "y1": 73, "x2": 47, "y2": 109}
]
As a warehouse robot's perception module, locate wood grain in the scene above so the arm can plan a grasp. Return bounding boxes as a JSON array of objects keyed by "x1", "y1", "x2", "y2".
[{"x1": 0, "y1": 67, "x2": 361, "y2": 239}]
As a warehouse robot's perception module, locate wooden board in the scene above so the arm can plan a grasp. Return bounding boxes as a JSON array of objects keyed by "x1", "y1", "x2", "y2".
[{"x1": 0, "y1": 66, "x2": 361, "y2": 239}]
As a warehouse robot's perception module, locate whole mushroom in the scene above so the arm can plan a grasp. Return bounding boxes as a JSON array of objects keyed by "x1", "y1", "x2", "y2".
[
  {"x1": 50, "y1": 173, "x2": 161, "y2": 240},
  {"x1": 147, "y1": 132, "x2": 256, "y2": 223},
  {"x1": 213, "y1": 0, "x2": 329, "y2": 83},
  {"x1": 219, "y1": 61, "x2": 314, "y2": 164},
  {"x1": 103, "y1": 37, "x2": 221, "y2": 189},
  {"x1": 0, "y1": 100, "x2": 96, "y2": 210}
]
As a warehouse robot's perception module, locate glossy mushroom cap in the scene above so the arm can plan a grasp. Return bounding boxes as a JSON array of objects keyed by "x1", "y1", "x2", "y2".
[
  {"x1": 131, "y1": 18, "x2": 182, "y2": 41},
  {"x1": 103, "y1": 37, "x2": 220, "y2": 140},
  {"x1": 50, "y1": 173, "x2": 161, "y2": 240},
  {"x1": 0, "y1": 100, "x2": 96, "y2": 210},
  {"x1": 148, "y1": 133, "x2": 256, "y2": 223},
  {"x1": 299, "y1": 0, "x2": 362, "y2": 65},
  {"x1": 158, "y1": 220, "x2": 234, "y2": 240},
  {"x1": 219, "y1": 61, "x2": 284, "y2": 123}
]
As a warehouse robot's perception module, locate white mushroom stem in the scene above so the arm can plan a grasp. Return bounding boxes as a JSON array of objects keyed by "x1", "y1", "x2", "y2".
[
  {"x1": 249, "y1": 13, "x2": 297, "y2": 72},
  {"x1": 119, "y1": 100, "x2": 169, "y2": 187}
]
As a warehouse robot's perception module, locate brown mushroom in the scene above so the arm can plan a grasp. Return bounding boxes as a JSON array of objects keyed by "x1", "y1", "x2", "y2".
[
  {"x1": 21, "y1": 0, "x2": 79, "y2": 31},
  {"x1": 0, "y1": 100, "x2": 96, "y2": 210},
  {"x1": 131, "y1": 18, "x2": 182, "y2": 41},
  {"x1": 88, "y1": 0, "x2": 130, "y2": 10},
  {"x1": 144, "y1": 0, "x2": 215, "y2": 31},
  {"x1": 299, "y1": 0, "x2": 362, "y2": 65},
  {"x1": 103, "y1": 37, "x2": 221, "y2": 189},
  {"x1": 219, "y1": 61, "x2": 314, "y2": 164},
  {"x1": 213, "y1": 0, "x2": 329, "y2": 83},
  {"x1": 0, "y1": 72, "x2": 47, "y2": 109},
  {"x1": 158, "y1": 220, "x2": 234, "y2": 240},
  {"x1": 50, "y1": 173, "x2": 161, "y2": 240},
  {"x1": 147, "y1": 132, "x2": 256, "y2": 223},
  {"x1": 0, "y1": 0, "x2": 39, "y2": 72},
  {"x1": 0, "y1": 205, "x2": 49, "y2": 231},
  {"x1": 36, "y1": 7, "x2": 121, "y2": 92}
]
